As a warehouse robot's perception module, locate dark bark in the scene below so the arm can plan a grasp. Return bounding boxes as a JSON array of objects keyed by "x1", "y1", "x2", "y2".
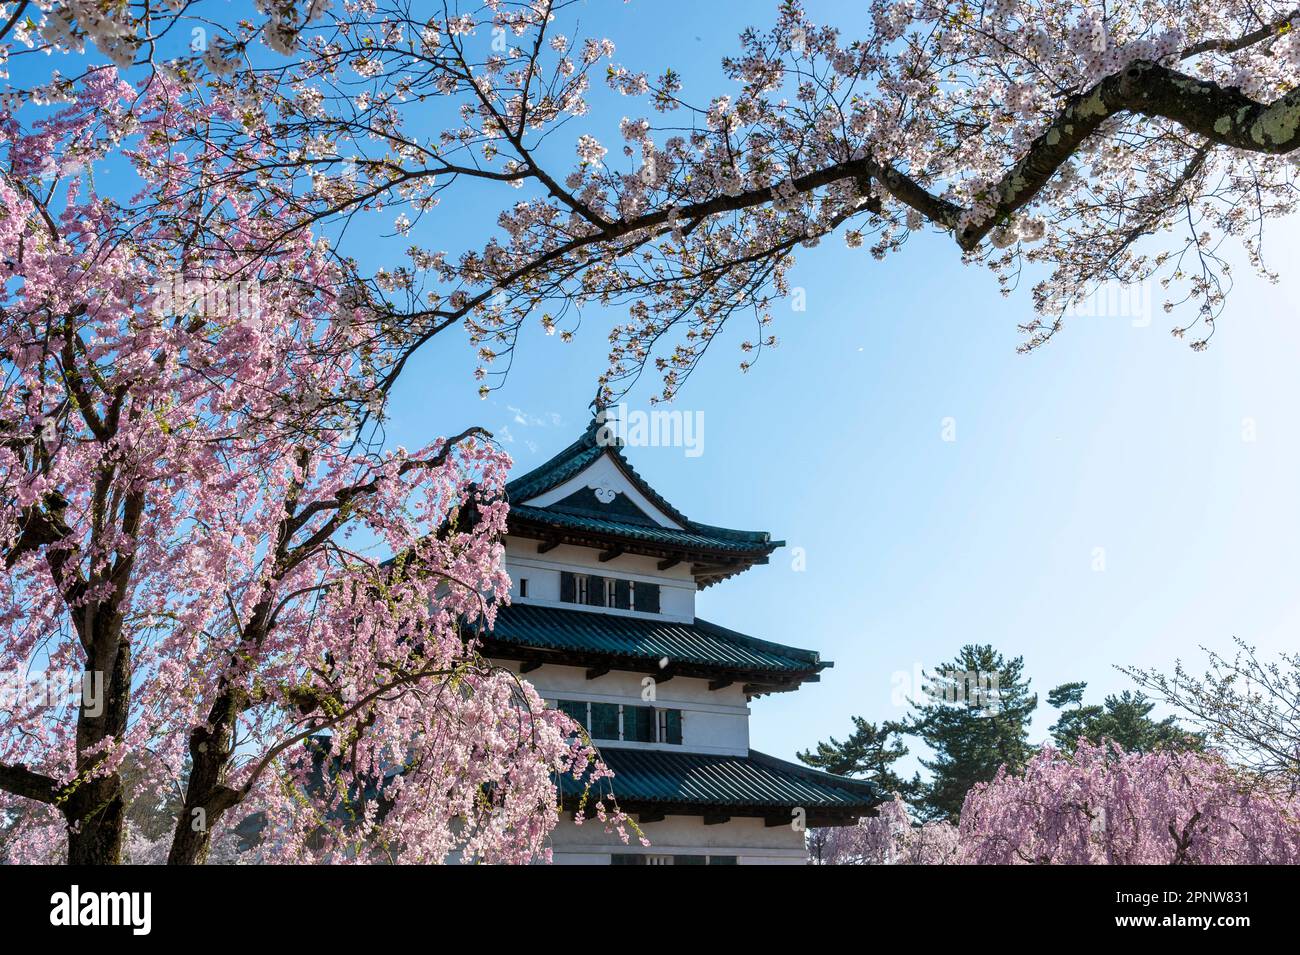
[
  {"x1": 0, "y1": 762, "x2": 59, "y2": 803},
  {"x1": 954, "y1": 61, "x2": 1300, "y2": 251},
  {"x1": 167, "y1": 703, "x2": 242, "y2": 865},
  {"x1": 62, "y1": 632, "x2": 133, "y2": 865},
  {"x1": 65, "y1": 780, "x2": 127, "y2": 865}
]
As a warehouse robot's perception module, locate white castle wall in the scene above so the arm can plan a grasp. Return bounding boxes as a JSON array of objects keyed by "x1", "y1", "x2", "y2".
[
  {"x1": 500, "y1": 660, "x2": 750, "y2": 755},
  {"x1": 546, "y1": 814, "x2": 806, "y2": 865},
  {"x1": 504, "y1": 539, "x2": 697, "y2": 622}
]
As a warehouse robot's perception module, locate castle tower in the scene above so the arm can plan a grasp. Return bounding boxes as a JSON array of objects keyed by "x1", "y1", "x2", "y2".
[{"x1": 486, "y1": 417, "x2": 878, "y2": 864}]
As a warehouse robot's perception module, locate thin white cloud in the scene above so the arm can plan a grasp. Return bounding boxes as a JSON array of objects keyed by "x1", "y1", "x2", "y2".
[{"x1": 507, "y1": 405, "x2": 562, "y2": 428}]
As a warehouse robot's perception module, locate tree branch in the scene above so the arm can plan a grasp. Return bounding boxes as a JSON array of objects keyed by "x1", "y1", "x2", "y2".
[
  {"x1": 1179, "y1": 11, "x2": 1299, "y2": 59},
  {"x1": 955, "y1": 61, "x2": 1300, "y2": 251},
  {"x1": 282, "y1": 426, "x2": 491, "y2": 553},
  {"x1": 0, "y1": 760, "x2": 60, "y2": 804}
]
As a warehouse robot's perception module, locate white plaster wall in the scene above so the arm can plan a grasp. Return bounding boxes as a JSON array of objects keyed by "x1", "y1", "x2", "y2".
[
  {"x1": 500, "y1": 661, "x2": 750, "y2": 755},
  {"x1": 504, "y1": 539, "x2": 696, "y2": 622},
  {"x1": 547, "y1": 814, "x2": 806, "y2": 865}
]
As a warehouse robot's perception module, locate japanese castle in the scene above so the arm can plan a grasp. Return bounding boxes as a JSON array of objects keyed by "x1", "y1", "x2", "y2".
[{"x1": 486, "y1": 415, "x2": 878, "y2": 864}]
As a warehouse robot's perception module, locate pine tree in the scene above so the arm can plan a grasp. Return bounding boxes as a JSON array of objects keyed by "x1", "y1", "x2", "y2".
[
  {"x1": 1048, "y1": 683, "x2": 1202, "y2": 754},
  {"x1": 1045, "y1": 682, "x2": 1100, "y2": 749},
  {"x1": 797, "y1": 717, "x2": 921, "y2": 800},
  {"x1": 906, "y1": 645, "x2": 1038, "y2": 823}
]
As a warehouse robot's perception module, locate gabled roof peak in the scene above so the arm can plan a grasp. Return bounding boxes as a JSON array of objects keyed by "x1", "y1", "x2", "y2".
[
  {"x1": 504, "y1": 413, "x2": 782, "y2": 586},
  {"x1": 505, "y1": 412, "x2": 686, "y2": 521}
]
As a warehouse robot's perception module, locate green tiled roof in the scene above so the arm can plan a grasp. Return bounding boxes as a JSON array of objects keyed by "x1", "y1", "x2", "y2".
[
  {"x1": 505, "y1": 426, "x2": 607, "y2": 504},
  {"x1": 505, "y1": 418, "x2": 779, "y2": 557},
  {"x1": 508, "y1": 504, "x2": 774, "y2": 555},
  {"x1": 563, "y1": 747, "x2": 879, "y2": 813},
  {"x1": 487, "y1": 603, "x2": 826, "y2": 674}
]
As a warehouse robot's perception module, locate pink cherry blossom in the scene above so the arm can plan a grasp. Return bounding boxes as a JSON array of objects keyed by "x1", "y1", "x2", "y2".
[
  {"x1": 958, "y1": 742, "x2": 1300, "y2": 864},
  {"x1": 0, "y1": 68, "x2": 627, "y2": 864}
]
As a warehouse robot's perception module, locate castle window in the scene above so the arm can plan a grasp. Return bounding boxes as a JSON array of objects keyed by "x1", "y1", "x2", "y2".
[
  {"x1": 590, "y1": 702, "x2": 619, "y2": 740},
  {"x1": 633, "y1": 581, "x2": 661, "y2": 614},
  {"x1": 658, "y1": 708, "x2": 682, "y2": 745},
  {"x1": 560, "y1": 571, "x2": 611, "y2": 608},
  {"x1": 553, "y1": 700, "x2": 682, "y2": 745},
  {"x1": 623, "y1": 705, "x2": 656, "y2": 743},
  {"x1": 610, "y1": 854, "x2": 738, "y2": 865},
  {"x1": 611, "y1": 853, "x2": 676, "y2": 865},
  {"x1": 559, "y1": 573, "x2": 660, "y2": 614},
  {"x1": 556, "y1": 699, "x2": 588, "y2": 733},
  {"x1": 518, "y1": 578, "x2": 529, "y2": 598}
]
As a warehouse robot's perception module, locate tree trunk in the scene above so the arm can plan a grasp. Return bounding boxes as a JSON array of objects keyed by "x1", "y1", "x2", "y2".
[
  {"x1": 167, "y1": 712, "x2": 240, "y2": 864},
  {"x1": 63, "y1": 632, "x2": 133, "y2": 864},
  {"x1": 167, "y1": 811, "x2": 214, "y2": 865},
  {"x1": 65, "y1": 779, "x2": 126, "y2": 864}
]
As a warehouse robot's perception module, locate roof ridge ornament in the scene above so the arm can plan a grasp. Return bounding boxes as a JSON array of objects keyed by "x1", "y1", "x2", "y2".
[
  {"x1": 591, "y1": 403, "x2": 623, "y2": 450},
  {"x1": 588, "y1": 379, "x2": 621, "y2": 413}
]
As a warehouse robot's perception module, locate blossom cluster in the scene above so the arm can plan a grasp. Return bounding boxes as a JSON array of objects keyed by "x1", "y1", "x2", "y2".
[
  {"x1": 820, "y1": 742, "x2": 1300, "y2": 864},
  {"x1": 0, "y1": 63, "x2": 627, "y2": 864}
]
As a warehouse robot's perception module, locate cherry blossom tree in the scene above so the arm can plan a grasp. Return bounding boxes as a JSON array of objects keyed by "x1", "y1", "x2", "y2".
[
  {"x1": 1123, "y1": 640, "x2": 1300, "y2": 780},
  {"x1": 0, "y1": 68, "x2": 627, "y2": 865},
  {"x1": 17, "y1": 1, "x2": 1298, "y2": 406},
  {"x1": 59, "y1": 0, "x2": 1291, "y2": 405},
  {"x1": 811, "y1": 795, "x2": 959, "y2": 864},
  {"x1": 817, "y1": 745, "x2": 1300, "y2": 864},
  {"x1": 959, "y1": 742, "x2": 1300, "y2": 863}
]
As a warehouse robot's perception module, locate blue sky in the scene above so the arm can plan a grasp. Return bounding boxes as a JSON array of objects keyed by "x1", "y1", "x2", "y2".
[
  {"x1": 392, "y1": 222, "x2": 1300, "y2": 770},
  {"x1": 380, "y1": 0, "x2": 1300, "y2": 770}
]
